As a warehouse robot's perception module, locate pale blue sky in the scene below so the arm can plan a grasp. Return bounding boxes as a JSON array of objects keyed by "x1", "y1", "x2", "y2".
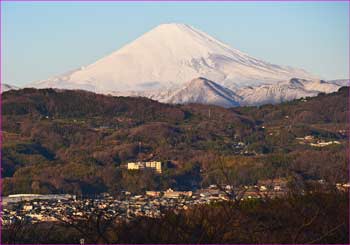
[{"x1": 2, "y1": 1, "x2": 349, "y2": 86}]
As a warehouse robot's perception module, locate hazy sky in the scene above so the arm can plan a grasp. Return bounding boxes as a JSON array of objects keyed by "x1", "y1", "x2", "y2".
[{"x1": 2, "y1": 1, "x2": 349, "y2": 86}]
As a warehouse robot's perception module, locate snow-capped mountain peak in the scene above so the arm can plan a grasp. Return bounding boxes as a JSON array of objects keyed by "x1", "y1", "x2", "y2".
[
  {"x1": 237, "y1": 78, "x2": 346, "y2": 106},
  {"x1": 164, "y1": 77, "x2": 241, "y2": 108},
  {"x1": 28, "y1": 23, "x2": 317, "y2": 93},
  {"x1": 25, "y1": 23, "x2": 345, "y2": 107}
]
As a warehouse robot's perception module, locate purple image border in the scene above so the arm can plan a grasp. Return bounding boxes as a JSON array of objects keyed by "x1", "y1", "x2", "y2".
[
  {"x1": 0, "y1": 0, "x2": 349, "y2": 1},
  {"x1": 0, "y1": 0, "x2": 349, "y2": 245}
]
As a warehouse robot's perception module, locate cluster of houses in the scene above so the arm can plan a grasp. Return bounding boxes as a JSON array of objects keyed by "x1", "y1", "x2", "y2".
[
  {"x1": 296, "y1": 135, "x2": 341, "y2": 147},
  {"x1": 0, "y1": 180, "x2": 288, "y2": 226},
  {"x1": 2, "y1": 178, "x2": 348, "y2": 226},
  {"x1": 336, "y1": 182, "x2": 350, "y2": 192},
  {"x1": 146, "y1": 188, "x2": 193, "y2": 198}
]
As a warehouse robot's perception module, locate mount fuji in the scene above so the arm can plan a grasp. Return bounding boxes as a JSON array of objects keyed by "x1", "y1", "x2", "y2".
[
  {"x1": 27, "y1": 23, "x2": 346, "y2": 107},
  {"x1": 29, "y1": 23, "x2": 316, "y2": 91}
]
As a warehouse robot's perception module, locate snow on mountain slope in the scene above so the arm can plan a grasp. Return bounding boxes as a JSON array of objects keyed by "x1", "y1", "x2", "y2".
[
  {"x1": 326, "y1": 79, "x2": 349, "y2": 87},
  {"x1": 237, "y1": 78, "x2": 345, "y2": 106},
  {"x1": 28, "y1": 23, "x2": 316, "y2": 92},
  {"x1": 29, "y1": 68, "x2": 99, "y2": 91},
  {"x1": 1, "y1": 83, "x2": 19, "y2": 93},
  {"x1": 163, "y1": 77, "x2": 241, "y2": 107},
  {"x1": 110, "y1": 77, "x2": 346, "y2": 107}
]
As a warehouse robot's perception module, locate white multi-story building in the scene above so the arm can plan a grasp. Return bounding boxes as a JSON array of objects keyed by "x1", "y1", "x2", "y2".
[{"x1": 127, "y1": 161, "x2": 162, "y2": 173}]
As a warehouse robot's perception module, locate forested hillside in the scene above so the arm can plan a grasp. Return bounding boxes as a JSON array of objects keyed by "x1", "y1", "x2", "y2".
[{"x1": 1, "y1": 87, "x2": 348, "y2": 195}]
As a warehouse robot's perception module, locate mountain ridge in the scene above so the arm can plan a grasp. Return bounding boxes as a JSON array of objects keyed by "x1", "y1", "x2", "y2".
[
  {"x1": 22, "y1": 23, "x2": 348, "y2": 107},
  {"x1": 111, "y1": 77, "x2": 348, "y2": 107},
  {"x1": 28, "y1": 23, "x2": 317, "y2": 93},
  {"x1": 165, "y1": 77, "x2": 241, "y2": 107},
  {"x1": 1, "y1": 83, "x2": 19, "y2": 92}
]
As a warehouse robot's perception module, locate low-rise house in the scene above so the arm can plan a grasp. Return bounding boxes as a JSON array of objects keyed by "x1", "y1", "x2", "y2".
[
  {"x1": 23, "y1": 205, "x2": 33, "y2": 211},
  {"x1": 146, "y1": 191, "x2": 161, "y2": 197},
  {"x1": 163, "y1": 189, "x2": 192, "y2": 198},
  {"x1": 310, "y1": 141, "x2": 340, "y2": 147}
]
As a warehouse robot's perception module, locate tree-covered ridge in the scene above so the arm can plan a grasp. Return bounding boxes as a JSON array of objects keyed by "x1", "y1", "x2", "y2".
[
  {"x1": 1, "y1": 87, "x2": 348, "y2": 195},
  {"x1": 235, "y1": 86, "x2": 348, "y2": 125}
]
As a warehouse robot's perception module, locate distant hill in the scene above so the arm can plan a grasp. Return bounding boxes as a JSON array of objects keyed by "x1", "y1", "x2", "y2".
[
  {"x1": 236, "y1": 86, "x2": 349, "y2": 125},
  {"x1": 1, "y1": 87, "x2": 348, "y2": 195}
]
